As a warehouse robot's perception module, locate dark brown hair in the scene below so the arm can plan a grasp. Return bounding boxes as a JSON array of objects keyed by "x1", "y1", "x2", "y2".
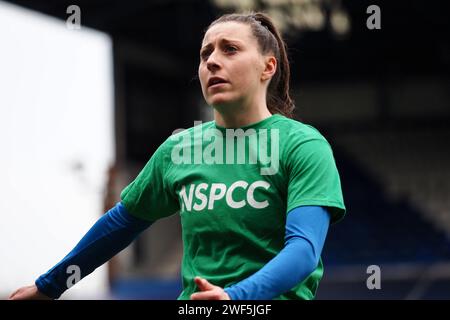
[{"x1": 206, "y1": 12, "x2": 295, "y2": 118}]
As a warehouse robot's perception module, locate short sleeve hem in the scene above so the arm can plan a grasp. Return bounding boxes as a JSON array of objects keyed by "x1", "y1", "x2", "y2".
[{"x1": 287, "y1": 199, "x2": 346, "y2": 225}]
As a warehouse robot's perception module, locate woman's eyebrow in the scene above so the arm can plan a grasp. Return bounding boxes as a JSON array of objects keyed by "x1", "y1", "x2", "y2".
[
  {"x1": 220, "y1": 38, "x2": 243, "y2": 45},
  {"x1": 200, "y1": 43, "x2": 212, "y2": 53},
  {"x1": 201, "y1": 38, "x2": 244, "y2": 51}
]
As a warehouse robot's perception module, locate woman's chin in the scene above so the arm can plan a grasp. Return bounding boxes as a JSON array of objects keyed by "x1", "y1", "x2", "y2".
[{"x1": 208, "y1": 96, "x2": 239, "y2": 109}]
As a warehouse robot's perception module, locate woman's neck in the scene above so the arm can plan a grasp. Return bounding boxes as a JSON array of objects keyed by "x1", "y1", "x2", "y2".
[{"x1": 213, "y1": 100, "x2": 272, "y2": 128}]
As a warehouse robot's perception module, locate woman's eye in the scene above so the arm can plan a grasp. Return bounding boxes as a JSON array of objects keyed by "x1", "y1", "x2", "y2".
[
  {"x1": 200, "y1": 46, "x2": 236, "y2": 60},
  {"x1": 200, "y1": 51, "x2": 210, "y2": 60},
  {"x1": 224, "y1": 46, "x2": 237, "y2": 53}
]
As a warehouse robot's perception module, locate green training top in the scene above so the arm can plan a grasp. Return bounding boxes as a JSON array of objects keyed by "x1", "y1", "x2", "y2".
[{"x1": 120, "y1": 114, "x2": 346, "y2": 300}]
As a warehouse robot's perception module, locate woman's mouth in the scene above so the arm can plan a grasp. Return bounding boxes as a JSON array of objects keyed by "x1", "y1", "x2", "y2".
[{"x1": 207, "y1": 76, "x2": 228, "y2": 88}]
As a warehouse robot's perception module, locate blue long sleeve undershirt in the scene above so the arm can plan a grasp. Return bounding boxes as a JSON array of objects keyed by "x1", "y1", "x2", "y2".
[
  {"x1": 224, "y1": 205, "x2": 330, "y2": 300},
  {"x1": 35, "y1": 202, "x2": 152, "y2": 299},
  {"x1": 36, "y1": 204, "x2": 329, "y2": 300}
]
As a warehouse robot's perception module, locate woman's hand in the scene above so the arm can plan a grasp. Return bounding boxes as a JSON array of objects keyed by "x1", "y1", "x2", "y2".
[
  {"x1": 8, "y1": 284, "x2": 51, "y2": 300},
  {"x1": 190, "y1": 277, "x2": 231, "y2": 300}
]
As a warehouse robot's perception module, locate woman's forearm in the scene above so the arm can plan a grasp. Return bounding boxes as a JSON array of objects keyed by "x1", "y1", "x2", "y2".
[
  {"x1": 224, "y1": 206, "x2": 330, "y2": 300},
  {"x1": 35, "y1": 202, "x2": 152, "y2": 299}
]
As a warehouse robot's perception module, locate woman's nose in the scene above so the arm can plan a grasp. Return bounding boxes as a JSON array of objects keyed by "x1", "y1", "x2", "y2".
[{"x1": 206, "y1": 52, "x2": 221, "y2": 72}]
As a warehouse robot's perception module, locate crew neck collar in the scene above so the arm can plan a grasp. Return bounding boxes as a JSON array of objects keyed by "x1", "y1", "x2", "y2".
[{"x1": 213, "y1": 114, "x2": 284, "y2": 131}]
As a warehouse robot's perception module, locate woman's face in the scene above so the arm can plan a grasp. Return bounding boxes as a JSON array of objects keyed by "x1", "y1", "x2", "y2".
[{"x1": 198, "y1": 22, "x2": 269, "y2": 109}]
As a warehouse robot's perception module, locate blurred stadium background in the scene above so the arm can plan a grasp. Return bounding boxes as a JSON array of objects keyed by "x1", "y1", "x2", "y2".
[{"x1": 0, "y1": 0, "x2": 449, "y2": 299}]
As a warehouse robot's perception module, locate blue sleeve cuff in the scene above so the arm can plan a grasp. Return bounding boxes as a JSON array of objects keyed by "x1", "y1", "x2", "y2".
[{"x1": 224, "y1": 206, "x2": 330, "y2": 300}]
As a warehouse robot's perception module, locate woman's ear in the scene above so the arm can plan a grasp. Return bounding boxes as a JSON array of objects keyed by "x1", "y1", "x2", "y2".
[{"x1": 261, "y1": 56, "x2": 277, "y2": 81}]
